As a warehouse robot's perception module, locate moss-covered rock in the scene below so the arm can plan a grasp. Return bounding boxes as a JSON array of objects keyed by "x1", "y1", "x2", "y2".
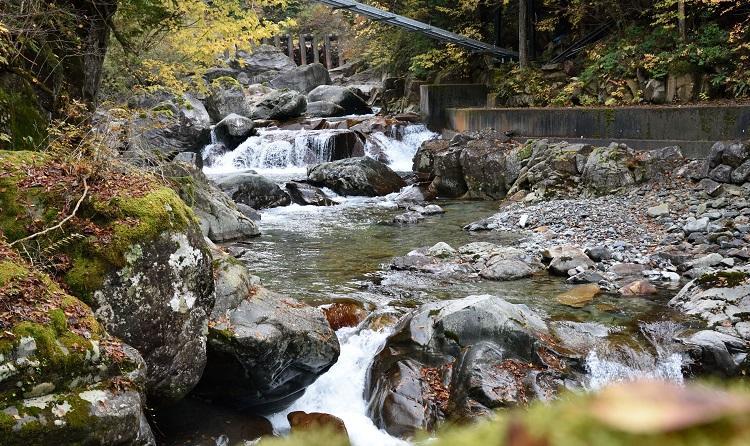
[
  {"x1": 0, "y1": 240, "x2": 155, "y2": 445},
  {"x1": 0, "y1": 151, "x2": 215, "y2": 404}
]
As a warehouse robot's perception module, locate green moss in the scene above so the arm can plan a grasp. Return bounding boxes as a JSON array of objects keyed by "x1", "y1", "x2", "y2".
[
  {"x1": 517, "y1": 142, "x2": 533, "y2": 161},
  {"x1": 211, "y1": 76, "x2": 241, "y2": 88},
  {"x1": 696, "y1": 271, "x2": 750, "y2": 289},
  {"x1": 0, "y1": 83, "x2": 48, "y2": 151},
  {"x1": 98, "y1": 187, "x2": 195, "y2": 266},
  {"x1": 0, "y1": 260, "x2": 28, "y2": 286},
  {"x1": 64, "y1": 256, "x2": 108, "y2": 305}
]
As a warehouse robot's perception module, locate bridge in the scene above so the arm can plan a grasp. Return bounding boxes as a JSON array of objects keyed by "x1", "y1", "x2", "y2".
[{"x1": 312, "y1": 0, "x2": 518, "y2": 60}]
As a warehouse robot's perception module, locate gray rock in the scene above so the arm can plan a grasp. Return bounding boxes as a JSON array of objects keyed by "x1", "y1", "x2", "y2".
[
  {"x1": 393, "y1": 211, "x2": 425, "y2": 225},
  {"x1": 285, "y1": 181, "x2": 336, "y2": 206},
  {"x1": 709, "y1": 164, "x2": 734, "y2": 183},
  {"x1": 214, "y1": 113, "x2": 255, "y2": 150},
  {"x1": 366, "y1": 295, "x2": 565, "y2": 437},
  {"x1": 585, "y1": 246, "x2": 612, "y2": 262},
  {"x1": 480, "y1": 259, "x2": 535, "y2": 281},
  {"x1": 213, "y1": 171, "x2": 291, "y2": 209},
  {"x1": 307, "y1": 157, "x2": 406, "y2": 197},
  {"x1": 230, "y1": 45, "x2": 297, "y2": 80},
  {"x1": 731, "y1": 160, "x2": 750, "y2": 184},
  {"x1": 205, "y1": 81, "x2": 256, "y2": 122},
  {"x1": 581, "y1": 144, "x2": 636, "y2": 194},
  {"x1": 173, "y1": 151, "x2": 202, "y2": 169},
  {"x1": 647, "y1": 203, "x2": 670, "y2": 218},
  {"x1": 684, "y1": 217, "x2": 710, "y2": 234},
  {"x1": 721, "y1": 142, "x2": 749, "y2": 168},
  {"x1": 427, "y1": 242, "x2": 457, "y2": 258},
  {"x1": 251, "y1": 90, "x2": 307, "y2": 121},
  {"x1": 680, "y1": 330, "x2": 748, "y2": 376},
  {"x1": 168, "y1": 165, "x2": 261, "y2": 242},
  {"x1": 196, "y1": 281, "x2": 340, "y2": 412},
  {"x1": 700, "y1": 178, "x2": 724, "y2": 197},
  {"x1": 547, "y1": 246, "x2": 595, "y2": 276},
  {"x1": 270, "y1": 63, "x2": 331, "y2": 94},
  {"x1": 644, "y1": 79, "x2": 666, "y2": 104},
  {"x1": 306, "y1": 100, "x2": 346, "y2": 118},
  {"x1": 307, "y1": 85, "x2": 372, "y2": 115},
  {"x1": 93, "y1": 228, "x2": 215, "y2": 405}
]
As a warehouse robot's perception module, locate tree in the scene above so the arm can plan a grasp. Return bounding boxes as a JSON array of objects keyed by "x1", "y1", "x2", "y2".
[{"x1": 519, "y1": 0, "x2": 529, "y2": 67}]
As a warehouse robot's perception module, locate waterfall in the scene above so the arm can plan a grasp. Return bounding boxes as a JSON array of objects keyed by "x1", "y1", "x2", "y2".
[
  {"x1": 584, "y1": 321, "x2": 685, "y2": 390},
  {"x1": 269, "y1": 327, "x2": 407, "y2": 446},
  {"x1": 202, "y1": 124, "x2": 438, "y2": 175}
]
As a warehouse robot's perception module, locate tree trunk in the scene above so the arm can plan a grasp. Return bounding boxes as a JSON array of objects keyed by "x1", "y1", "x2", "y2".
[
  {"x1": 678, "y1": 0, "x2": 686, "y2": 41},
  {"x1": 519, "y1": 0, "x2": 529, "y2": 68}
]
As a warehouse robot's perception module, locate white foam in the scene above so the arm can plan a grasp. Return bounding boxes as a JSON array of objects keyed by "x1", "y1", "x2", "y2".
[
  {"x1": 269, "y1": 327, "x2": 407, "y2": 446},
  {"x1": 584, "y1": 350, "x2": 684, "y2": 390}
]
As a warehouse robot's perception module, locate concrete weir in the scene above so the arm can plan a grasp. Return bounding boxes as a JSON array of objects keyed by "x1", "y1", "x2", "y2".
[{"x1": 421, "y1": 84, "x2": 750, "y2": 159}]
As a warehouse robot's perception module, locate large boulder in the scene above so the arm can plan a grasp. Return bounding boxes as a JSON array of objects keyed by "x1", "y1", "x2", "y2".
[
  {"x1": 670, "y1": 268, "x2": 750, "y2": 375},
  {"x1": 459, "y1": 136, "x2": 521, "y2": 199},
  {"x1": 512, "y1": 140, "x2": 593, "y2": 199},
  {"x1": 581, "y1": 143, "x2": 638, "y2": 194},
  {"x1": 271, "y1": 63, "x2": 332, "y2": 94},
  {"x1": 167, "y1": 164, "x2": 260, "y2": 242},
  {"x1": 0, "y1": 151, "x2": 216, "y2": 405},
  {"x1": 286, "y1": 181, "x2": 337, "y2": 206},
  {"x1": 194, "y1": 252, "x2": 340, "y2": 412},
  {"x1": 250, "y1": 90, "x2": 307, "y2": 121},
  {"x1": 0, "y1": 242, "x2": 155, "y2": 445},
  {"x1": 230, "y1": 45, "x2": 298, "y2": 84},
  {"x1": 205, "y1": 79, "x2": 258, "y2": 122},
  {"x1": 707, "y1": 141, "x2": 750, "y2": 185},
  {"x1": 366, "y1": 295, "x2": 573, "y2": 436},
  {"x1": 214, "y1": 113, "x2": 255, "y2": 151},
  {"x1": 124, "y1": 93, "x2": 212, "y2": 160},
  {"x1": 308, "y1": 85, "x2": 372, "y2": 115},
  {"x1": 212, "y1": 171, "x2": 292, "y2": 209},
  {"x1": 307, "y1": 101, "x2": 346, "y2": 118},
  {"x1": 307, "y1": 157, "x2": 406, "y2": 196}
]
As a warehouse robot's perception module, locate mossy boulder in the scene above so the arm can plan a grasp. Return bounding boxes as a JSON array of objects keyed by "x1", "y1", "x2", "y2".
[
  {"x1": 0, "y1": 151, "x2": 215, "y2": 405},
  {"x1": 0, "y1": 240, "x2": 154, "y2": 445}
]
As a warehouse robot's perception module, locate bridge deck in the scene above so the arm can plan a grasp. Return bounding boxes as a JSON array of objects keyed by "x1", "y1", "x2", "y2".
[{"x1": 312, "y1": 0, "x2": 518, "y2": 59}]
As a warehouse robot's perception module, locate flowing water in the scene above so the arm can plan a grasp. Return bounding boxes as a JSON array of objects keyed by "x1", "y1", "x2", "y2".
[{"x1": 164, "y1": 119, "x2": 692, "y2": 446}]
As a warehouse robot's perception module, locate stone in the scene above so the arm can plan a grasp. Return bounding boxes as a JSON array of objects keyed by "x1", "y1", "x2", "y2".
[
  {"x1": 581, "y1": 144, "x2": 637, "y2": 194},
  {"x1": 366, "y1": 295, "x2": 567, "y2": 437},
  {"x1": 680, "y1": 330, "x2": 748, "y2": 376},
  {"x1": 308, "y1": 85, "x2": 372, "y2": 115},
  {"x1": 173, "y1": 151, "x2": 202, "y2": 169},
  {"x1": 212, "y1": 171, "x2": 292, "y2": 209},
  {"x1": 618, "y1": 280, "x2": 658, "y2": 296},
  {"x1": 323, "y1": 302, "x2": 368, "y2": 331},
  {"x1": 479, "y1": 260, "x2": 535, "y2": 281},
  {"x1": 288, "y1": 411, "x2": 349, "y2": 438},
  {"x1": 585, "y1": 246, "x2": 613, "y2": 262},
  {"x1": 700, "y1": 178, "x2": 724, "y2": 197},
  {"x1": 684, "y1": 217, "x2": 710, "y2": 234},
  {"x1": 458, "y1": 135, "x2": 520, "y2": 200},
  {"x1": 709, "y1": 165, "x2": 734, "y2": 184},
  {"x1": 567, "y1": 270, "x2": 607, "y2": 284},
  {"x1": 205, "y1": 80, "x2": 258, "y2": 122},
  {"x1": 307, "y1": 157, "x2": 406, "y2": 197},
  {"x1": 557, "y1": 284, "x2": 601, "y2": 307},
  {"x1": 393, "y1": 211, "x2": 425, "y2": 225},
  {"x1": 196, "y1": 283, "x2": 340, "y2": 412},
  {"x1": 167, "y1": 164, "x2": 260, "y2": 242},
  {"x1": 214, "y1": 113, "x2": 255, "y2": 151},
  {"x1": 731, "y1": 160, "x2": 750, "y2": 185},
  {"x1": 720, "y1": 142, "x2": 749, "y2": 168},
  {"x1": 306, "y1": 100, "x2": 346, "y2": 118},
  {"x1": 548, "y1": 249, "x2": 595, "y2": 276},
  {"x1": 643, "y1": 79, "x2": 666, "y2": 104},
  {"x1": 250, "y1": 90, "x2": 307, "y2": 121},
  {"x1": 270, "y1": 63, "x2": 331, "y2": 94},
  {"x1": 230, "y1": 44, "x2": 297, "y2": 80},
  {"x1": 285, "y1": 181, "x2": 336, "y2": 206},
  {"x1": 428, "y1": 242, "x2": 457, "y2": 258},
  {"x1": 686, "y1": 253, "x2": 725, "y2": 270},
  {"x1": 647, "y1": 203, "x2": 670, "y2": 218}
]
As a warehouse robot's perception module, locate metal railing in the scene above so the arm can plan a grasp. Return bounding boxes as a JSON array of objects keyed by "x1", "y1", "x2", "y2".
[{"x1": 312, "y1": 0, "x2": 518, "y2": 60}]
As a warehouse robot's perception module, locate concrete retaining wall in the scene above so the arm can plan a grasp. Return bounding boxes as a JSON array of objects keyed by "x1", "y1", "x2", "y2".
[
  {"x1": 420, "y1": 84, "x2": 487, "y2": 130},
  {"x1": 446, "y1": 105, "x2": 750, "y2": 159}
]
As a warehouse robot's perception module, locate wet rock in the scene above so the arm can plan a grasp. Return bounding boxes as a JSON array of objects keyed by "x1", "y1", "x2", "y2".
[
  {"x1": 680, "y1": 330, "x2": 748, "y2": 376},
  {"x1": 307, "y1": 100, "x2": 346, "y2": 118},
  {"x1": 479, "y1": 248, "x2": 537, "y2": 281},
  {"x1": 270, "y1": 63, "x2": 331, "y2": 94},
  {"x1": 366, "y1": 295, "x2": 569, "y2": 436},
  {"x1": 393, "y1": 211, "x2": 425, "y2": 225},
  {"x1": 323, "y1": 302, "x2": 368, "y2": 331},
  {"x1": 213, "y1": 171, "x2": 292, "y2": 209},
  {"x1": 557, "y1": 284, "x2": 601, "y2": 307},
  {"x1": 393, "y1": 184, "x2": 436, "y2": 202},
  {"x1": 288, "y1": 411, "x2": 349, "y2": 438},
  {"x1": 214, "y1": 113, "x2": 255, "y2": 151},
  {"x1": 308, "y1": 85, "x2": 372, "y2": 115},
  {"x1": 459, "y1": 135, "x2": 520, "y2": 199},
  {"x1": 307, "y1": 157, "x2": 406, "y2": 196},
  {"x1": 618, "y1": 280, "x2": 658, "y2": 296},
  {"x1": 197, "y1": 270, "x2": 340, "y2": 412},
  {"x1": 413, "y1": 139, "x2": 449, "y2": 174},
  {"x1": 567, "y1": 270, "x2": 607, "y2": 284},
  {"x1": 285, "y1": 181, "x2": 337, "y2": 206}
]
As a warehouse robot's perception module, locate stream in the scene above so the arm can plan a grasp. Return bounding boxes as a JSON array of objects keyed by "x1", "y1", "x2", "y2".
[{"x1": 155, "y1": 118, "x2": 690, "y2": 446}]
